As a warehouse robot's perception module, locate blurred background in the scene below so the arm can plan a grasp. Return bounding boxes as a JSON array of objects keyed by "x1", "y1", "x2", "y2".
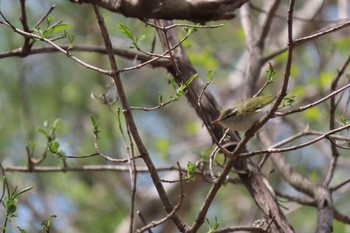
[{"x1": 1, "y1": 0, "x2": 350, "y2": 232}]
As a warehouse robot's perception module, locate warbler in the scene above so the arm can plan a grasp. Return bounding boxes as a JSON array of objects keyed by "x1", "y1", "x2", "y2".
[{"x1": 212, "y1": 95, "x2": 276, "y2": 131}]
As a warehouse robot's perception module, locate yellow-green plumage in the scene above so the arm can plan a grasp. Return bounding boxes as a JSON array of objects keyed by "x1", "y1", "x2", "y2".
[{"x1": 212, "y1": 95, "x2": 276, "y2": 131}]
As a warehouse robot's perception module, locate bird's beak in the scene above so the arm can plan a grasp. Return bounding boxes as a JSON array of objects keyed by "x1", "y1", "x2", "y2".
[{"x1": 212, "y1": 119, "x2": 220, "y2": 125}]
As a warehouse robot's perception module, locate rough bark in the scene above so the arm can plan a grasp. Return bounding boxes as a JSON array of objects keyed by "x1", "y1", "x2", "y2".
[
  {"x1": 156, "y1": 19, "x2": 294, "y2": 233},
  {"x1": 69, "y1": 0, "x2": 249, "y2": 22}
]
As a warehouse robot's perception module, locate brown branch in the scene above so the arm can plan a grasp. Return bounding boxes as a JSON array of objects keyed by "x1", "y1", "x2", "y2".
[
  {"x1": 275, "y1": 82, "x2": 350, "y2": 117},
  {"x1": 136, "y1": 162, "x2": 185, "y2": 233},
  {"x1": 240, "y1": 1, "x2": 280, "y2": 96},
  {"x1": 154, "y1": 20, "x2": 230, "y2": 156},
  {"x1": 250, "y1": 2, "x2": 350, "y2": 23},
  {"x1": 0, "y1": 44, "x2": 172, "y2": 68},
  {"x1": 334, "y1": 208, "x2": 350, "y2": 224},
  {"x1": 241, "y1": 124, "x2": 350, "y2": 158},
  {"x1": 152, "y1": 15, "x2": 293, "y2": 232},
  {"x1": 213, "y1": 225, "x2": 265, "y2": 233},
  {"x1": 92, "y1": 6, "x2": 188, "y2": 232},
  {"x1": 256, "y1": 0, "x2": 281, "y2": 47},
  {"x1": 130, "y1": 98, "x2": 177, "y2": 111},
  {"x1": 2, "y1": 165, "x2": 188, "y2": 173},
  {"x1": 192, "y1": 2, "x2": 294, "y2": 232},
  {"x1": 154, "y1": 21, "x2": 283, "y2": 232},
  {"x1": 19, "y1": 0, "x2": 33, "y2": 56},
  {"x1": 126, "y1": 114, "x2": 137, "y2": 232},
  {"x1": 33, "y1": 4, "x2": 56, "y2": 28},
  {"x1": 262, "y1": 19, "x2": 350, "y2": 64},
  {"x1": 275, "y1": 190, "x2": 315, "y2": 206},
  {"x1": 118, "y1": 24, "x2": 212, "y2": 73},
  {"x1": 0, "y1": 16, "x2": 111, "y2": 75},
  {"x1": 69, "y1": 0, "x2": 248, "y2": 22},
  {"x1": 324, "y1": 54, "x2": 350, "y2": 186},
  {"x1": 330, "y1": 177, "x2": 350, "y2": 192}
]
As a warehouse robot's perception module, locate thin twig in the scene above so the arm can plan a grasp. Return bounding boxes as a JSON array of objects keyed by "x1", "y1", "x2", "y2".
[
  {"x1": 275, "y1": 190, "x2": 315, "y2": 206},
  {"x1": 118, "y1": 27, "x2": 200, "y2": 73},
  {"x1": 0, "y1": 12, "x2": 111, "y2": 75},
  {"x1": 209, "y1": 129, "x2": 229, "y2": 181},
  {"x1": 155, "y1": 20, "x2": 230, "y2": 157},
  {"x1": 130, "y1": 98, "x2": 177, "y2": 111},
  {"x1": 145, "y1": 21, "x2": 223, "y2": 31},
  {"x1": 262, "y1": 20, "x2": 350, "y2": 64},
  {"x1": 197, "y1": 79, "x2": 212, "y2": 106},
  {"x1": 275, "y1": 82, "x2": 350, "y2": 117},
  {"x1": 3, "y1": 165, "x2": 189, "y2": 173},
  {"x1": 137, "y1": 211, "x2": 153, "y2": 233},
  {"x1": 256, "y1": 0, "x2": 281, "y2": 47},
  {"x1": 250, "y1": 2, "x2": 350, "y2": 23},
  {"x1": 327, "y1": 137, "x2": 350, "y2": 150},
  {"x1": 126, "y1": 116, "x2": 137, "y2": 233},
  {"x1": 334, "y1": 208, "x2": 350, "y2": 224},
  {"x1": 330, "y1": 177, "x2": 350, "y2": 192},
  {"x1": 240, "y1": 123, "x2": 350, "y2": 157},
  {"x1": 136, "y1": 162, "x2": 185, "y2": 233},
  {"x1": 188, "y1": 3, "x2": 298, "y2": 227},
  {"x1": 324, "y1": 54, "x2": 350, "y2": 186},
  {"x1": 213, "y1": 225, "x2": 265, "y2": 233},
  {"x1": 33, "y1": 4, "x2": 56, "y2": 28}
]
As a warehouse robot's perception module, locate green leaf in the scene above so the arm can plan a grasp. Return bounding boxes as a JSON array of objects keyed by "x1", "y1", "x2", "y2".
[
  {"x1": 90, "y1": 114, "x2": 98, "y2": 127},
  {"x1": 48, "y1": 141, "x2": 60, "y2": 153},
  {"x1": 208, "y1": 71, "x2": 213, "y2": 83},
  {"x1": 280, "y1": 96, "x2": 296, "y2": 108},
  {"x1": 52, "y1": 119, "x2": 61, "y2": 130},
  {"x1": 168, "y1": 77, "x2": 177, "y2": 90},
  {"x1": 17, "y1": 226, "x2": 27, "y2": 233},
  {"x1": 206, "y1": 217, "x2": 220, "y2": 233},
  {"x1": 136, "y1": 34, "x2": 146, "y2": 42},
  {"x1": 13, "y1": 186, "x2": 33, "y2": 199},
  {"x1": 5, "y1": 199, "x2": 17, "y2": 217},
  {"x1": 184, "y1": 23, "x2": 199, "y2": 36},
  {"x1": 266, "y1": 62, "x2": 276, "y2": 82},
  {"x1": 169, "y1": 74, "x2": 198, "y2": 100},
  {"x1": 187, "y1": 73, "x2": 198, "y2": 85},
  {"x1": 158, "y1": 92, "x2": 163, "y2": 104},
  {"x1": 50, "y1": 24, "x2": 72, "y2": 33},
  {"x1": 68, "y1": 33, "x2": 76, "y2": 49},
  {"x1": 90, "y1": 114, "x2": 100, "y2": 139},
  {"x1": 338, "y1": 116, "x2": 350, "y2": 126},
  {"x1": 37, "y1": 128, "x2": 49, "y2": 138},
  {"x1": 169, "y1": 77, "x2": 180, "y2": 100},
  {"x1": 186, "y1": 161, "x2": 196, "y2": 181},
  {"x1": 3, "y1": 183, "x2": 33, "y2": 219},
  {"x1": 118, "y1": 24, "x2": 134, "y2": 40},
  {"x1": 33, "y1": 28, "x2": 43, "y2": 36},
  {"x1": 47, "y1": 16, "x2": 52, "y2": 25},
  {"x1": 48, "y1": 141, "x2": 64, "y2": 157},
  {"x1": 40, "y1": 215, "x2": 57, "y2": 232}
]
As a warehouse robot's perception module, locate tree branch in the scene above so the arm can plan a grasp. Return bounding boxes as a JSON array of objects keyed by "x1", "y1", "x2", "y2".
[
  {"x1": 92, "y1": 5, "x2": 188, "y2": 232},
  {"x1": 69, "y1": 0, "x2": 248, "y2": 22}
]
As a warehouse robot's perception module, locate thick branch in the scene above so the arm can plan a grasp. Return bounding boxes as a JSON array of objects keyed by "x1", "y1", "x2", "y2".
[
  {"x1": 69, "y1": 0, "x2": 248, "y2": 22},
  {"x1": 155, "y1": 19, "x2": 293, "y2": 233}
]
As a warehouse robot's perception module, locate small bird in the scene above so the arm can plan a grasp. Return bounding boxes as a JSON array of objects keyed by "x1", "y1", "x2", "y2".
[{"x1": 212, "y1": 95, "x2": 276, "y2": 131}]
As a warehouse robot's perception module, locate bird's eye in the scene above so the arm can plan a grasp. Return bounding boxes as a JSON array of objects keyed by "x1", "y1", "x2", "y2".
[
  {"x1": 222, "y1": 109, "x2": 237, "y2": 119},
  {"x1": 227, "y1": 112, "x2": 236, "y2": 118}
]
